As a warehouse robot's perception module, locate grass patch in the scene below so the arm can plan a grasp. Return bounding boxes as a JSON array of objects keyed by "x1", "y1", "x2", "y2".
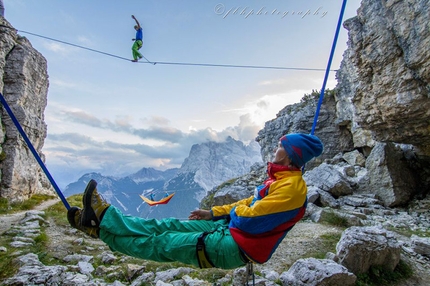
[
  {"x1": 0, "y1": 197, "x2": 10, "y2": 213},
  {"x1": 188, "y1": 268, "x2": 231, "y2": 283},
  {"x1": 0, "y1": 251, "x2": 19, "y2": 281},
  {"x1": 45, "y1": 194, "x2": 83, "y2": 226},
  {"x1": 0, "y1": 215, "x2": 52, "y2": 280},
  {"x1": 356, "y1": 260, "x2": 413, "y2": 286},
  {"x1": 320, "y1": 210, "x2": 350, "y2": 228},
  {"x1": 303, "y1": 232, "x2": 342, "y2": 259},
  {"x1": 386, "y1": 226, "x2": 430, "y2": 238},
  {"x1": 200, "y1": 178, "x2": 238, "y2": 209},
  {"x1": 0, "y1": 194, "x2": 56, "y2": 215}
]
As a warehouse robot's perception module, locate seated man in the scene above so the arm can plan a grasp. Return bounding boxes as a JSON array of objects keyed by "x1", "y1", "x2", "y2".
[{"x1": 67, "y1": 133, "x2": 323, "y2": 269}]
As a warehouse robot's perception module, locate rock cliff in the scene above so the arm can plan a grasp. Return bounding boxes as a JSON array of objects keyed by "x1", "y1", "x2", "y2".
[
  {"x1": 251, "y1": 0, "x2": 430, "y2": 208},
  {"x1": 0, "y1": 19, "x2": 52, "y2": 202},
  {"x1": 336, "y1": 0, "x2": 430, "y2": 151}
]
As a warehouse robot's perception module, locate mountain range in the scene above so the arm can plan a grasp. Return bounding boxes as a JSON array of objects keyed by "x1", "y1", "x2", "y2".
[{"x1": 63, "y1": 136, "x2": 262, "y2": 219}]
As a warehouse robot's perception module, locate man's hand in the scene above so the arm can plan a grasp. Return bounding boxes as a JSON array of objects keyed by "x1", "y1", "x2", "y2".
[{"x1": 189, "y1": 209, "x2": 212, "y2": 220}]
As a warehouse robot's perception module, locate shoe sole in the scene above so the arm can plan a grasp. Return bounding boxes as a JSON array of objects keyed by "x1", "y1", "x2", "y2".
[
  {"x1": 67, "y1": 206, "x2": 80, "y2": 228},
  {"x1": 81, "y1": 179, "x2": 98, "y2": 227}
]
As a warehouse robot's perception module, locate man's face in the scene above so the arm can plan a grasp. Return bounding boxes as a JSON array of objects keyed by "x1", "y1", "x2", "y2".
[{"x1": 272, "y1": 141, "x2": 290, "y2": 165}]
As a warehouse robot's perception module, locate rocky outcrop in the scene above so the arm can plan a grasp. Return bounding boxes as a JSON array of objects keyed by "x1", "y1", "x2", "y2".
[
  {"x1": 280, "y1": 258, "x2": 356, "y2": 286},
  {"x1": 201, "y1": 0, "x2": 430, "y2": 283},
  {"x1": 254, "y1": 0, "x2": 430, "y2": 206},
  {"x1": 2, "y1": 207, "x2": 429, "y2": 285},
  {"x1": 0, "y1": 19, "x2": 52, "y2": 202},
  {"x1": 337, "y1": 0, "x2": 430, "y2": 151},
  {"x1": 335, "y1": 226, "x2": 401, "y2": 274},
  {"x1": 256, "y1": 90, "x2": 354, "y2": 169}
]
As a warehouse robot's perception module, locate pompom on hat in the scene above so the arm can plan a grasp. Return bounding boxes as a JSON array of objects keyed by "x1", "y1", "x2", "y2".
[{"x1": 280, "y1": 133, "x2": 323, "y2": 167}]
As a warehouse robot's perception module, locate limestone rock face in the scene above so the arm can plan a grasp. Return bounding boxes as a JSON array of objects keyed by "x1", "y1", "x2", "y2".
[
  {"x1": 0, "y1": 20, "x2": 52, "y2": 201},
  {"x1": 251, "y1": 0, "x2": 430, "y2": 205},
  {"x1": 365, "y1": 142, "x2": 416, "y2": 206},
  {"x1": 336, "y1": 0, "x2": 430, "y2": 150},
  {"x1": 256, "y1": 91, "x2": 354, "y2": 170}
]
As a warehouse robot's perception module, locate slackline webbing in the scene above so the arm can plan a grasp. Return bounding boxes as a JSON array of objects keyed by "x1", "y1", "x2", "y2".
[
  {"x1": 310, "y1": 0, "x2": 348, "y2": 135},
  {"x1": 0, "y1": 92, "x2": 70, "y2": 210},
  {"x1": 0, "y1": 0, "x2": 348, "y2": 210}
]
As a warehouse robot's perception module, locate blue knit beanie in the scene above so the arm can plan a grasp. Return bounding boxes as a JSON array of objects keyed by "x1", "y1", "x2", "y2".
[{"x1": 280, "y1": 133, "x2": 323, "y2": 167}]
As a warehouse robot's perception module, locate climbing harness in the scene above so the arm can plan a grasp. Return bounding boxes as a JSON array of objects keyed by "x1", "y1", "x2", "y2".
[
  {"x1": 195, "y1": 232, "x2": 256, "y2": 285},
  {"x1": 196, "y1": 232, "x2": 215, "y2": 268},
  {"x1": 0, "y1": 92, "x2": 70, "y2": 209}
]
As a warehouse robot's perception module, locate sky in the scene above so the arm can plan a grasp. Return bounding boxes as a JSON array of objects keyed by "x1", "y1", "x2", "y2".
[{"x1": 5, "y1": 0, "x2": 362, "y2": 188}]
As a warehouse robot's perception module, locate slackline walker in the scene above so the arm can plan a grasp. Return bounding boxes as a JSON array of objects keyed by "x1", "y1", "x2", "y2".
[{"x1": 0, "y1": 92, "x2": 70, "y2": 210}]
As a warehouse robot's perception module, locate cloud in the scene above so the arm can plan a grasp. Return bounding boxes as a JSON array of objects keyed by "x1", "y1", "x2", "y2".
[
  {"x1": 50, "y1": 79, "x2": 76, "y2": 89},
  {"x1": 43, "y1": 90, "x2": 307, "y2": 187},
  {"x1": 77, "y1": 35, "x2": 94, "y2": 47},
  {"x1": 44, "y1": 42, "x2": 68, "y2": 53},
  {"x1": 65, "y1": 110, "x2": 104, "y2": 128}
]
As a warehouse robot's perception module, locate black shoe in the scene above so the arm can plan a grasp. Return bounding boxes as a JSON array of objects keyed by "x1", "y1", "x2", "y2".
[
  {"x1": 81, "y1": 179, "x2": 110, "y2": 227},
  {"x1": 67, "y1": 206, "x2": 99, "y2": 238}
]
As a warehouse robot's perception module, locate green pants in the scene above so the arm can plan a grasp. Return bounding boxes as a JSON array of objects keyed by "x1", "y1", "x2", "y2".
[
  {"x1": 132, "y1": 40, "x2": 143, "y2": 60},
  {"x1": 99, "y1": 206, "x2": 246, "y2": 269}
]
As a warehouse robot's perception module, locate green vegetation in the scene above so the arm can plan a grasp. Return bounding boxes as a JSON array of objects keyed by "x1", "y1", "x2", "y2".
[
  {"x1": 297, "y1": 88, "x2": 337, "y2": 111},
  {"x1": 356, "y1": 260, "x2": 413, "y2": 286},
  {"x1": 188, "y1": 268, "x2": 232, "y2": 283},
  {"x1": 0, "y1": 193, "x2": 56, "y2": 215},
  {"x1": 303, "y1": 232, "x2": 342, "y2": 259},
  {"x1": 45, "y1": 194, "x2": 83, "y2": 225},
  {"x1": 200, "y1": 177, "x2": 238, "y2": 209},
  {"x1": 386, "y1": 226, "x2": 430, "y2": 238},
  {"x1": 0, "y1": 150, "x2": 6, "y2": 161},
  {"x1": 300, "y1": 89, "x2": 321, "y2": 104},
  {"x1": 0, "y1": 212, "x2": 51, "y2": 280},
  {"x1": 0, "y1": 250, "x2": 19, "y2": 281},
  {"x1": 0, "y1": 194, "x2": 417, "y2": 285},
  {"x1": 320, "y1": 210, "x2": 350, "y2": 228}
]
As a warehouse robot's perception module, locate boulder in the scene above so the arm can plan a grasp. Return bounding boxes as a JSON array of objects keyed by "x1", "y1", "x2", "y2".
[
  {"x1": 304, "y1": 163, "x2": 353, "y2": 198},
  {"x1": 411, "y1": 235, "x2": 430, "y2": 257},
  {"x1": 336, "y1": 226, "x2": 401, "y2": 274},
  {"x1": 279, "y1": 258, "x2": 356, "y2": 286},
  {"x1": 366, "y1": 142, "x2": 416, "y2": 207}
]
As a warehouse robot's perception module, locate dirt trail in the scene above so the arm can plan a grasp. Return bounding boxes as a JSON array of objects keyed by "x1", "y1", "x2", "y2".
[{"x1": 0, "y1": 198, "x2": 60, "y2": 235}]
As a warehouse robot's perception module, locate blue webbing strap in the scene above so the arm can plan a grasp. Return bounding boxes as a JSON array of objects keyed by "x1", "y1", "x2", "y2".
[
  {"x1": 310, "y1": 0, "x2": 348, "y2": 135},
  {"x1": 0, "y1": 92, "x2": 70, "y2": 210}
]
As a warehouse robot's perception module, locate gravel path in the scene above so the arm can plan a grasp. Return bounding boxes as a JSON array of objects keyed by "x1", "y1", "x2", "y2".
[{"x1": 0, "y1": 198, "x2": 60, "y2": 235}]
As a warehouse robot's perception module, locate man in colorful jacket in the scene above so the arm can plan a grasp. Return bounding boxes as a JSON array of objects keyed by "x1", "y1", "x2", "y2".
[{"x1": 67, "y1": 133, "x2": 323, "y2": 269}]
